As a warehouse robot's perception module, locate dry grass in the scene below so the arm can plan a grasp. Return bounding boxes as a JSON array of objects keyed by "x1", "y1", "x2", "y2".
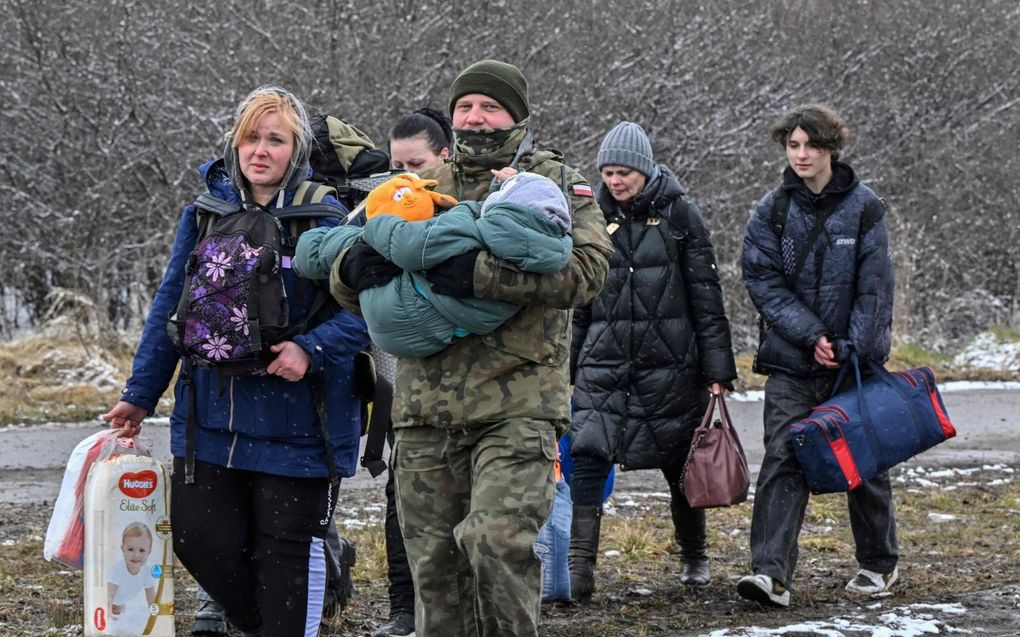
[{"x1": 0, "y1": 333, "x2": 170, "y2": 424}]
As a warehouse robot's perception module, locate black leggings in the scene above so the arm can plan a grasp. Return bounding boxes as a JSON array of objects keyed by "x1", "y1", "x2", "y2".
[
  {"x1": 171, "y1": 458, "x2": 336, "y2": 637},
  {"x1": 384, "y1": 429, "x2": 415, "y2": 613}
]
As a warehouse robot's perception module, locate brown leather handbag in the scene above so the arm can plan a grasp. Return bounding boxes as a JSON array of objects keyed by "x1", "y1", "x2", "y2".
[{"x1": 680, "y1": 393, "x2": 750, "y2": 508}]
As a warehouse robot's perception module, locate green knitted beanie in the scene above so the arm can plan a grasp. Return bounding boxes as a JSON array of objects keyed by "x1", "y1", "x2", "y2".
[{"x1": 449, "y1": 59, "x2": 529, "y2": 123}]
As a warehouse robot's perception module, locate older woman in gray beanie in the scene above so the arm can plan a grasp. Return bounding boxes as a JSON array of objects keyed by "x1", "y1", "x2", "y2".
[{"x1": 567, "y1": 121, "x2": 738, "y2": 601}]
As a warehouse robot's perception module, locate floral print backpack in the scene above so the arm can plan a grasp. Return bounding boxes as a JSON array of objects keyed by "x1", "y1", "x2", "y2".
[{"x1": 167, "y1": 182, "x2": 340, "y2": 375}]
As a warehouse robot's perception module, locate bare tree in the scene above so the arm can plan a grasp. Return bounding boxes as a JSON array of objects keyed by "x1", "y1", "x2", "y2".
[{"x1": 1, "y1": 0, "x2": 1017, "y2": 352}]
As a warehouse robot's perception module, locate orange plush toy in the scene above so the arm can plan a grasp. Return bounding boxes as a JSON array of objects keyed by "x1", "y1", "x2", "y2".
[{"x1": 364, "y1": 173, "x2": 458, "y2": 222}]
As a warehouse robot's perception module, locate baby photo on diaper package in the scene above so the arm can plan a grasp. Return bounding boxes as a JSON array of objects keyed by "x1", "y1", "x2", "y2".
[{"x1": 84, "y1": 453, "x2": 174, "y2": 636}]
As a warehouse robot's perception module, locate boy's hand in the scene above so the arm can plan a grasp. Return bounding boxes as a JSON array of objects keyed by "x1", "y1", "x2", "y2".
[{"x1": 813, "y1": 335, "x2": 839, "y2": 369}]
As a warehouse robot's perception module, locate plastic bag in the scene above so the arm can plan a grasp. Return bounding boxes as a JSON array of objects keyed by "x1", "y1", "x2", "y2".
[{"x1": 44, "y1": 430, "x2": 151, "y2": 569}]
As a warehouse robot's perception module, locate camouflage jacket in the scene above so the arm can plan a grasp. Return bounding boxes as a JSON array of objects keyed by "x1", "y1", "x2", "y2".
[{"x1": 329, "y1": 134, "x2": 612, "y2": 431}]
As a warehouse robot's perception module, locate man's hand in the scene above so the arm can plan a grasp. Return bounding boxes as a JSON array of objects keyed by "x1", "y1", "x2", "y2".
[
  {"x1": 425, "y1": 249, "x2": 481, "y2": 298},
  {"x1": 340, "y1": 244, "x2": 401, "y2": 292},
  {"x1": 813, "y1": 335, "x2": 839, "y2": 369},
  {"x1": 490, "y1": 166, "x2": 519, "y2": 182},
  {"x1": 267, "y1": 341, "x2": 311, "y2": 381},
  {"x1": 102, "y1": 401, "x2": 148, "y2": 438}
]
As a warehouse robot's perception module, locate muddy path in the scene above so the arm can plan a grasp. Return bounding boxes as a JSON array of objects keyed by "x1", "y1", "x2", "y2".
[{"x1": 2, "y1": 386, "x2": 1020, "y2": 636}]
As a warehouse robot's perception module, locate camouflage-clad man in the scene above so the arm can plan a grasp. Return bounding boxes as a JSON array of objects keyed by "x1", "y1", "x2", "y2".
[{"x1": 330, "y1": 59, "x2": 612, "y2": 637}]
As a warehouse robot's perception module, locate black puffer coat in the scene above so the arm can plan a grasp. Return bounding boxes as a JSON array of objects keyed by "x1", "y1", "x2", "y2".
[{"x1": 569, "y1": 166, "x2": 737, "y2": 470}]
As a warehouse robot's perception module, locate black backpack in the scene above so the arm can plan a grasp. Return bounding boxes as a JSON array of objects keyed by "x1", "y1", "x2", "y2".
[
  {"x1": 308, "y1": 114, "x2": 391, "y2": 211},
  {"x1": 167, "y1": 181, "x2": 341, "y2": 376}
]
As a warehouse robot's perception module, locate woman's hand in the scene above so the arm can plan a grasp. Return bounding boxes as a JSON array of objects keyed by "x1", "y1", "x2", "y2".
[
  {"x1": 102, "y1": 401, "x2": 147, "y2": 438},
  {"x1": 709, "y1": 382, "x2": 725, "y2": 396},
  {"x1": 267, "y1": 341, "x2": 311, "y2": 381}
]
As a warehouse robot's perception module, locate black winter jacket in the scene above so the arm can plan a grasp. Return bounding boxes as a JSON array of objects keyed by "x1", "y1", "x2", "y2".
[
  {"x1": 741, "y1": 162, "x2": 893, "y2": 377},
  {"x1": 570, "y1": 166, "x2": 737, "y2": 470}
]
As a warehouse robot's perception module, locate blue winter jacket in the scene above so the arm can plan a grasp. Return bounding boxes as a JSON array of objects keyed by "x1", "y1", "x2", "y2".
[
  {"x1": 741, "y1": 162, "x2": 893, "y2": 377},
  {"x1": 120, "y1": 159, "x2": 371, "y2": 478}
]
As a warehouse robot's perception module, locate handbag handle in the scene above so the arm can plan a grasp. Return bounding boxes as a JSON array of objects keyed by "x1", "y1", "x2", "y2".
[
  {"x1": 681, "y1": 390, "x2": 746, "y2": 486},
  {"x1": 693, "y1": 392, "x2": 746, "y2": 451},
  {"x1": 696, "y1": 392, "x2": 733, "y2": 430}
]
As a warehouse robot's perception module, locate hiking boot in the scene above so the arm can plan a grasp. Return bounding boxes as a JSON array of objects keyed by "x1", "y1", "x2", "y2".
[
  {"x1": 371, "y1": 611, "x2": 416, "y2": 637},
  {"x1": 192, "y1": 596, "x2": 229, "y2": 635},
  {"x1": 736, "y1": 573, "x2": 790, "y2": 608},
  {"x1": 845, "y1": 566, "x2": 899, "y2": 595}
]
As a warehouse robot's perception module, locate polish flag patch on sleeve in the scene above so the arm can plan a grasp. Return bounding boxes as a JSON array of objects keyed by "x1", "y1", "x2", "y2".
[{"x1": 571, "y1": 183, "x2": 594, "y2": 197}]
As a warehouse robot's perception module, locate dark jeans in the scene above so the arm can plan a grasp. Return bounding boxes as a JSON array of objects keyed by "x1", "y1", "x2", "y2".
[
  {"x1": 385, "y1": 429, "x2": 415, "y2": 614},
  {"x1": 571, "y1": 450, "x2": 693, "y2": 511},
  {"x1": 172, "y1": 458, "x2": 335, "y2": 637},
  {"x1": 750, "y1": 372, "x2": 899, "y2": 589}
]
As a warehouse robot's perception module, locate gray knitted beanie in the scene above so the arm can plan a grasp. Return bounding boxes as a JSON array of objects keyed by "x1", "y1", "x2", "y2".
[
  {"x1": 596, "y1": 121, "x2": 655, "y2": 178},
  {"x1": 482, "y1": 172, "x2": 571, "y2": 234}
]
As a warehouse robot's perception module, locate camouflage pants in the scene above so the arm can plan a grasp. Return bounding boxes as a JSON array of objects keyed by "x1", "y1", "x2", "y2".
[{"x1": 392, "y1": 419, "x2": 557, "y2": 637}]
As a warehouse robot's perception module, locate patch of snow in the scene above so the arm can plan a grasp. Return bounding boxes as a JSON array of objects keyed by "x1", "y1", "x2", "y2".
[
  {"x1": 940, "y1": 380, "x2": 1020, "y2": 392},
  {"x1": 710, "y1": 602, "x2": 967, "y2": 636},
  {"x1": 731, "y1": 390, "x2": 765, "y2": 402},
  {"x1": 603, "y1": 549, "x2": 621, "y2": 558},
  {"x1": 952, "y1": 332, "x2": 1020, "y2": 374},
  {"x1": 927, "y1": 512, "x2": 959, "y2": 522}
]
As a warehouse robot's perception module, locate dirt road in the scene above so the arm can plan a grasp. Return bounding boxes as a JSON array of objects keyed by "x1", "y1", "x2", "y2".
[{"x1": 3, "y1": 384, "x2": 1018, "y2": 504}]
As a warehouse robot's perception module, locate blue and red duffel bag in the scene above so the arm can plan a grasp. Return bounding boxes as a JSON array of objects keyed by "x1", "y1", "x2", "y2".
[{"x1": 790, "y1": 353, "x2": 957, "y2": 494}]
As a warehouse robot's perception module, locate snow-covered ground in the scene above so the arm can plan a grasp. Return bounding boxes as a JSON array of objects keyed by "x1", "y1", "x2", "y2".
[{"x1": 709, "y1": 602, "x2": 969, "y2": 637}]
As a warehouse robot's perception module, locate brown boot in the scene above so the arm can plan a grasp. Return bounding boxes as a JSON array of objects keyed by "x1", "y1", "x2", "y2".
[{"x1": 568, "y1": 505, "x2": 603, "y2": 602}]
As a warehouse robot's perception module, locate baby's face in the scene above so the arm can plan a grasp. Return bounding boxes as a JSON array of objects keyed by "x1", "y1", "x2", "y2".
[{"x1": 121, "y1": 535, "x2": 152, "y2": 573}]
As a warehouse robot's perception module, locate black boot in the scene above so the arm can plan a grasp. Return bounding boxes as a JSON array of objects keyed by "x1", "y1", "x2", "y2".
[
  {"x1": 568, "y1": 505, "x2": 603, "y2": 603},
  {"x1": 673, "y1": 502, "x2": 710, "y2": 586}
]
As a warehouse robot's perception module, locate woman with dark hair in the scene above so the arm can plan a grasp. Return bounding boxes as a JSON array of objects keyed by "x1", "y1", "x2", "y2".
[
  {"x1": 389, "y1": 106, "x2": 452, "y2": 172},
  {"x1": 568, "y1": 121, "x2": 738, "y2": 602},
  {"x1": 739, "y1": 104, "x2": 898, "y2": 607},
  {"x1": 102, "y1": 86, "x2": 370, "y2": 636},
  {"x1": 364, "y1": 105, "x2": 453, "y2": 637}
]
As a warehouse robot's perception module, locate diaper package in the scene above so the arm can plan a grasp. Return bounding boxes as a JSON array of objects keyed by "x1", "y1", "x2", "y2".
[{"x1": 83, "y1": 453, "x2": 175, "y2": 636}]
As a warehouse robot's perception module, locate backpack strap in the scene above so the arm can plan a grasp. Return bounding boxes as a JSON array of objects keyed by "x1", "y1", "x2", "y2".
[
  {"x1": 294, "y1": 181, "x2": 337, "y2": 206},
  {"x1": 770, "y1": 189, "x2": 792, "y2": 239},
  {"x1": 193, "y1": 193, "x2": 243, "y2": 240},
  {"x1": 360, "y1": 374, "x2": 393, "y2": 478}
]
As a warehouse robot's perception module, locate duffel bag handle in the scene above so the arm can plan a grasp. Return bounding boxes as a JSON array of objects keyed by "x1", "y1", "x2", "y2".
[
  {"x1": 835, "y1": 352, "x2": 932, "y2": 469},
  {"x1": 864, "y1": 358, "x2": 932, "y2": 443},
  {"x1": 833, "y1": 352, "x2": 888, "y2": 469}
]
